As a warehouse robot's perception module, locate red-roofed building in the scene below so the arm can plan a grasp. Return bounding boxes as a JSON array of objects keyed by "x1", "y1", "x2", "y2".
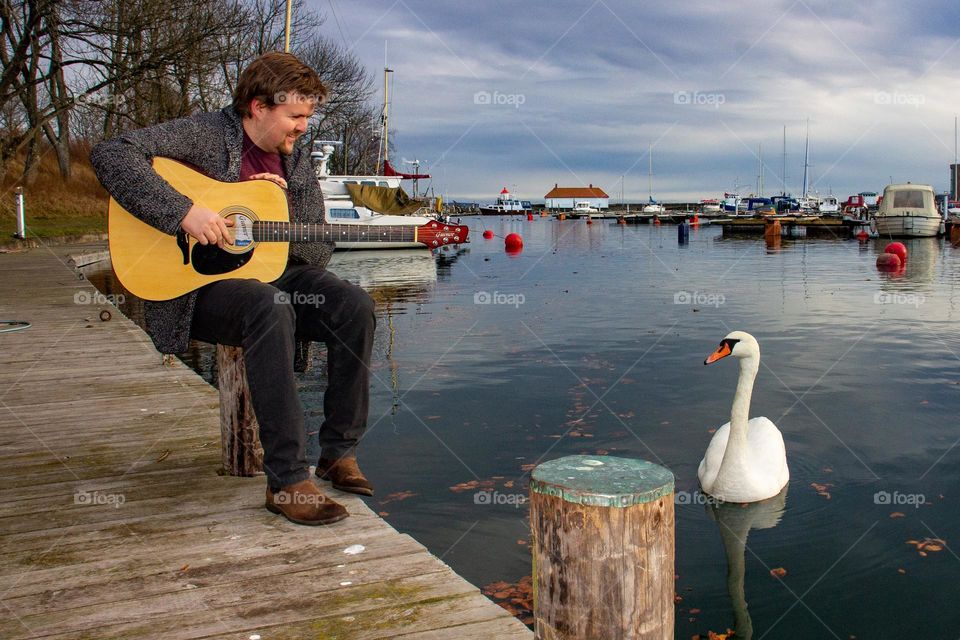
[{"x1": 544, "y1": 184, "x2": 609, "y2": 210}]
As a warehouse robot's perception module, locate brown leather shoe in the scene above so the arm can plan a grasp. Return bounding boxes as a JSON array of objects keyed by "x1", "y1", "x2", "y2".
[
  {"x1": 265, "y1": 479, "x2": 349, "y2": 526},
  {"x1": 316, "y1": 456, "x2": 374, "y2": 496}
]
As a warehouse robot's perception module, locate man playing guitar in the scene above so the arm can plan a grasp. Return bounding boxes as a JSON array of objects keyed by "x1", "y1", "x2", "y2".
[{"x1": 91, "y1": 52, "x2": 376, "y2": 526}]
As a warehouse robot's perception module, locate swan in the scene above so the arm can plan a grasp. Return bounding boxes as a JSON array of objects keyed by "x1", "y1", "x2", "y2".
[{"x1": 699, "y1": 331, "x2": 789, "y2": 503}]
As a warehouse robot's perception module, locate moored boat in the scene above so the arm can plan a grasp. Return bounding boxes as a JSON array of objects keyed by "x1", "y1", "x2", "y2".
[
  {"x1": 479, "y1": 187, "x2": 532, "y2": 215},
  {"x1": 874, "y1": 183, "x2": 942, "y2": 237},
  {"x1": 313, "y1": 142, "x2": 440, "y2": 250}
]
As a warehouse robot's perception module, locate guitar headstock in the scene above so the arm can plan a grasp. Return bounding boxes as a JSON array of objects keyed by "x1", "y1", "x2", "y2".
[{"x1": 416, "y1": 221, "x2": 469, "y2": 248}]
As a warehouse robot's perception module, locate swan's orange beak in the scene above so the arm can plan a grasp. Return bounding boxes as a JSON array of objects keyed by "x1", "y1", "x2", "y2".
[{"x1": 705, "y1": 342, "x2": 732, "y2": 365}]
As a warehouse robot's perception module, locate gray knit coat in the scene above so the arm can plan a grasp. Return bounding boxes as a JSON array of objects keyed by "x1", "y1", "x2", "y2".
[{"x1": 90, "y1": 106, "x2": 334, "y2": 354}]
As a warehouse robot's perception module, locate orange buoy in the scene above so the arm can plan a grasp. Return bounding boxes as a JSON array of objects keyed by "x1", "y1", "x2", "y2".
[
  {"x1": 876, "y1": 253, "x2": 901, "y2": 271},
  {"x1": 884, "y1": 242, "x2": 907, "y2": 263}
]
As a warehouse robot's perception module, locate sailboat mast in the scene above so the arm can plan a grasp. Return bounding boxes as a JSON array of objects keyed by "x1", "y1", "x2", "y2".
[
  {"x1": 757, "y1": 143, "x2": 763, "y2": 196},
  {"x1": 376, "y1": 43, "x2": 393, "y2": 175},
  {"x1": 648, "y1": 144, "x2": 653, "y2": 201},
  {"x1": 802, "y1": 118, "x2": 810, "y2": 198},
  {"x1": 781, "y1": 125, "x2": 787, "y2": 196}
]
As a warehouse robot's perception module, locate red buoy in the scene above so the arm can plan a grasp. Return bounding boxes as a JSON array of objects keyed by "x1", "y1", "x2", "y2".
[
  {"x1": 586, "y1": 217, "x2": 593, "y2": 225},
  {"x1": 653, "y1": 217, "x2": 661, "y2": 226},
  {"x1": 482, "y1": 230, "x2": 494, "y2": 240},
  {"x1": 505, "y1": 233, "x2": 523, "y2": 250},
  {"x1": 884, "y1": 242, "x2": 907, "y2": 263},
  {"x1": 527, "y1": 213, "x2": 534, "y2": 221},
  {"x1": 876, "y1": 252, "x2": 902, "y2": 271}
]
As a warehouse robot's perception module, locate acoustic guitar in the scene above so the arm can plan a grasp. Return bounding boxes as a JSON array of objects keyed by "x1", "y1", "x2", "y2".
[{"x1": 108, "y1": 157, "x2": 467, "y2": 301}]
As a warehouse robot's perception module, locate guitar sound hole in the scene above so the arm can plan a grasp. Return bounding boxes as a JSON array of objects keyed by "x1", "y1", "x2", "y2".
[{"x1": 191, "y1": 244, "x2": 254, "y2": 275}]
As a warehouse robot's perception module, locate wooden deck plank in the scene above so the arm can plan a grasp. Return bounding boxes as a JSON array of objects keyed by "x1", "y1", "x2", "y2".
[{"x1": 0, "y1": 247, "x2": 531, "y2": 640}]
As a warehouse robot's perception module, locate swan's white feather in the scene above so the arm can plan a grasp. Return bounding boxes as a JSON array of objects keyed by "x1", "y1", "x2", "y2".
[{"x1": 698, "y1": 416, "x2": 789, "y2": 503}]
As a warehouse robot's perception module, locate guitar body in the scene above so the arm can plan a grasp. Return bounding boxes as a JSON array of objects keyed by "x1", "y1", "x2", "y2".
[{"x1": 109, "y1": 157, "x2": 290, "y2": 301}]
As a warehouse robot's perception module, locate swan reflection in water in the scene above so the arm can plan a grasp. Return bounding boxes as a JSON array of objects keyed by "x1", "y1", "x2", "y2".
[{"x1": 705, "y1": 486, "x2": 788, "y2": 640}]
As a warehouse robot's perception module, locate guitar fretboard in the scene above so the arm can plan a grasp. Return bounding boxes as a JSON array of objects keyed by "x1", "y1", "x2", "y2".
[{"x1": 253, "y1": 221, "x2": 417, "y2": 244}]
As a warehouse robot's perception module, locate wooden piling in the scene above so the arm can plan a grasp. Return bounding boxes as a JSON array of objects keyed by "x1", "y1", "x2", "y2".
[
  {"x1": 530, "y1": 455, "x2": 675, "y2": 640},
  {"x1": 950, "y1": 222, "x2": 960, "y2": 245},
  {"x1": 216, "y1": 345, "x2": 264, "y2": 476},
  {"x1": 764, "y1": 218, "x2": 782, "y2": 242}
]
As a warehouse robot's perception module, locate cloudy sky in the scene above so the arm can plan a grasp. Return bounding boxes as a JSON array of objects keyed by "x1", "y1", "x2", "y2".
[{"x1": 310, "y1": 0, "x2": 960, "y2": 202}]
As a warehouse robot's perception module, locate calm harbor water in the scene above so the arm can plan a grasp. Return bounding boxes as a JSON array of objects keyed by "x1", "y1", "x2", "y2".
[{"x1": 90, "y1": 218, "x2": 960, "y2": 638}]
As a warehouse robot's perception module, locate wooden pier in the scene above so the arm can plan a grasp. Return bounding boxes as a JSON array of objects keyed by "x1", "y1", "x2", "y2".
[
  {"x1": 718, "y1": 215, "x2": 865, "y2": 238},
  {"x1": 0, "y1": 245, "x2": 532, "y2": 639}
]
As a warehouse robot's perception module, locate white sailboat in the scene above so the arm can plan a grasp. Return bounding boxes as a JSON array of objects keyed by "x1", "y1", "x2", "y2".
[
  {"x1": 642, "y1": 144, "x2": 665, "y2": 214},
  {"x1": 312, "y1": 65, "x2": 440, "y2": 250}
]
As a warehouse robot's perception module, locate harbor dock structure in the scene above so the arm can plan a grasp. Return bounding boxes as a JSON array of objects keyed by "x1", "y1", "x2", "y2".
[
  {"x1": 0, "y1": 246, "x2": 532, "y2": 639},
  {"x1": 718, "y1": 215, "x2": 872, "y2": 238}
]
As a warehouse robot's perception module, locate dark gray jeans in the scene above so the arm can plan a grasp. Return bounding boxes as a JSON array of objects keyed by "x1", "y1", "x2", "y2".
[{"x1": 190, "y1": 265, "x2": 376, "y2": 489}]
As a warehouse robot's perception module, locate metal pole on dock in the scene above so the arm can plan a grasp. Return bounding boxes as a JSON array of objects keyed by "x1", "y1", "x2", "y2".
[
  {"x1": 530, "y1": 455, "x2": 675, "y2": 639},
  {"x1": 13, "y1": 187, "x2": 26, "y2": 239}
]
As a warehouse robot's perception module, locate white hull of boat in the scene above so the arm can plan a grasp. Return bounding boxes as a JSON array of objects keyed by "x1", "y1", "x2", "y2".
[{"x1": 874, "y1": 215, "x2": 941, "y2": 238}]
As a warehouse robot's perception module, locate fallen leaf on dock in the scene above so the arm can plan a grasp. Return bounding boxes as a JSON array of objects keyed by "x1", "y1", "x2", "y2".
[
  {"x1": 889, "y1": 512, "x2": 905, "y2": 518},
  {"x1": 770, "y1": 567, "x2": 787, "y2": 578}
]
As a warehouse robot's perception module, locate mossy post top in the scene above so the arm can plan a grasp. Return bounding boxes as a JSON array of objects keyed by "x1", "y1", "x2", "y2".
[{"x1": 530, "y1": 455, "x2": 675, "y2": 508}]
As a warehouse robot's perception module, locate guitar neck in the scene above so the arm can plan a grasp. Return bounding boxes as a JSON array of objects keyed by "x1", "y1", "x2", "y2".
[{"x1": 253, "y1": 221, "x2": 417, "y2": 244}]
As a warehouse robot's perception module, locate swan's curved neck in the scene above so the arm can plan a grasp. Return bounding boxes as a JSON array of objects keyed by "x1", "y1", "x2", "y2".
[{"x1": 730, "y1": 355, "x2": 759, "y2": 436}]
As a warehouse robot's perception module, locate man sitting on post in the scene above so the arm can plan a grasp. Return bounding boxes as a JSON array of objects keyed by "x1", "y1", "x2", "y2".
[{"x1": 91, "y1": 51, "x2": 376, "y2": 526}]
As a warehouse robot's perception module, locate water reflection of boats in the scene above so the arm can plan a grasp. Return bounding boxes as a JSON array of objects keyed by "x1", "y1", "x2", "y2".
[
  {"x1": 327, "y1": 249, "x2": 437, "y2": 303},
  {"x1": 706, "y1": 487, "x2": 788, "y2": 640}
]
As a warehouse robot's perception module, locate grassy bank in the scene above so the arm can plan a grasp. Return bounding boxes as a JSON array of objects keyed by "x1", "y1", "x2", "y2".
[{"x1": 1, "y1": 143, "x2": 109, "y2": 239}]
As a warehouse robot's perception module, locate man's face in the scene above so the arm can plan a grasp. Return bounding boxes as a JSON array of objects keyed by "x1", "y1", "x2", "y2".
[{"x1": 247, "y1": 93, "x2": 316, "y2": 155}]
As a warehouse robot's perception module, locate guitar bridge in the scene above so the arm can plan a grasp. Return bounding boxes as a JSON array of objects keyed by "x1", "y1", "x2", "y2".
[{"x1": 176, "y1": 228, "x2": 190, "y2": 265}]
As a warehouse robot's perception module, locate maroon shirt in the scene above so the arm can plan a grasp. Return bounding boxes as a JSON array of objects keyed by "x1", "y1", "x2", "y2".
[{"x1": 240, "y1": 130, "x2": 286, "y2": 182}]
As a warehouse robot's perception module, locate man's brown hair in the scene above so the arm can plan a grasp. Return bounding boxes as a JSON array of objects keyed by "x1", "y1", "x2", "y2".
[{"x1": 233, "y1": 52, "x2": 327, "y2": 118}]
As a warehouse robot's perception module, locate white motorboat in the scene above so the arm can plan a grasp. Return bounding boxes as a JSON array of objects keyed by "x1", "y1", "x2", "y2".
[
  {"x1": 700, "y1": 199, "x2": 722, "y2": 215},
  {"x1": 571, "y1": 201, "x2": 601, "y2": 218},
  {"x1": 874, "y1": 183, "x2": 942, "y2": 238},
  {"x1": 818, "y1": 195, "x2": 840, "y2": 214},
  {"x1": 479, "y1": 187, "x2": 532, "y2": 215}
]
